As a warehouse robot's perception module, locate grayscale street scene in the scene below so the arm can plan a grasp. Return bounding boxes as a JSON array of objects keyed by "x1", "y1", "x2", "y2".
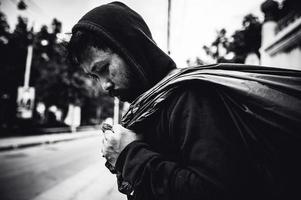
[
  {"x1": 0, "y1": 0, "x2": 300, "y2": 200},
  {"x1": 0, "y1": 131, "x2": 125, "y2": 200}
]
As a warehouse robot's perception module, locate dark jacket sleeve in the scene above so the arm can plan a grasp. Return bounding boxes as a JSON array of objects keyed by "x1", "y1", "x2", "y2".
[{"x1": 115, "y1": 86, "x2": 253, "y2": 200}]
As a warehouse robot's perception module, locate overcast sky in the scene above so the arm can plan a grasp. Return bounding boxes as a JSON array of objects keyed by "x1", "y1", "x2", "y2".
[{"x1": 2, "y1": 0, "x2": 265, "y2": 66}]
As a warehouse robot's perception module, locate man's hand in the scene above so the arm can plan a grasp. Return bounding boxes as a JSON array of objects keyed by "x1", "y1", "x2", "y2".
[{"x1": 101, "y1": 124, "x2": 140, "y2": 167}]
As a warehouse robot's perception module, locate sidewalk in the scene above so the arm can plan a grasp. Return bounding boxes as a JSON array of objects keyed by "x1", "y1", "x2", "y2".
[{"x1": 0, "y1": 130, "x2": 101, "y2": 151}]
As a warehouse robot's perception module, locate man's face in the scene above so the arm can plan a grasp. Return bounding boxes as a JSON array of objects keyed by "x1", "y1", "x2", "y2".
[{"x1": 80, "y1": 46, "x2": 140, "y2": 102}]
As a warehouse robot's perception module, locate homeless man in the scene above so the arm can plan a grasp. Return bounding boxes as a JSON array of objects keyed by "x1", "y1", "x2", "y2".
[{"x1": 68, "y1": 2, "x2": 301, "y2": 200}]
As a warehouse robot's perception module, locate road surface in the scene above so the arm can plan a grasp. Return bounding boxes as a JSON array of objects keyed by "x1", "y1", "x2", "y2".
[{"x1": 0, "y1": 135, "x2": 126, "y2": 200}]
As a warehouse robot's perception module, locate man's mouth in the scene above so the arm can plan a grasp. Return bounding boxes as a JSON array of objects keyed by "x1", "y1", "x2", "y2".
[
  {"x1": 109, "y1": 90, "x2": 127, "y2": 101},
  {"x1": 109, "y1": 90, "x2": 120, "y2": 98},
  {"x1": 108, "y1": 90, "x2": 115, "y2": 97}
]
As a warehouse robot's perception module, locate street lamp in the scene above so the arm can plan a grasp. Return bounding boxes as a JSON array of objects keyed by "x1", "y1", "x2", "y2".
[
  {"x1": 41, "y1": 39, "x2": 49, "y2": 46},
  {"x1": 17, "y1": 30, "x2": 35, "y2": 119}
]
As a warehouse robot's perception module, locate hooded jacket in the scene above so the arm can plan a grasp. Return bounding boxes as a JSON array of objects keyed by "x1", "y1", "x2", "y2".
[
  {"x1": 72, "y1": 2, "x2": 301, "y2": 200},
  {"x1": 119, "y1": 64, "x2": 301, "y2": 200},
  {"x1": 72, "y1": 1, "x2": 176, "y2": 91}
]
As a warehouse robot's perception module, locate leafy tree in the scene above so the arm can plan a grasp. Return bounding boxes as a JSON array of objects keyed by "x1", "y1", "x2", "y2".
[
  {"x1": 52, "y1": 18, "x2": 62, "y2": 34},
  {"x1": 228, "y1": 14, "x2": 262, "y2": 63},
  {"x1": 0, "y1": 11, "x2": 9, "y2": 38},
  {"x1": 0, "y1": 11, "x2": 10, "y2": 69},
  {"x1": 186, "y1": 57, "x2": 205, "y2": 67},
  {"x1": 0, "y1": 13, "x2": 32, "y2": 133},
  {"x1": 17, "y1": 0, "x2": 27, "y2": 10},
  {"x1": 0, "y1": 9, "x2": 113, "y2": 131},
  {"x1": 0, "y1": 11, "x2": 12, "y2": 132},
  {"x1": 280, "y1": 0, "x2": 301, "y2": 18},
  {"x1": 203, "y1": 14, "x2": 262, "y2": 64},
  {"x1": 203, "y1": 29, "x2": 229, "y2": 62},
  {"x1": 31, "y1": 18, "x2": 114, "y2": 126}
]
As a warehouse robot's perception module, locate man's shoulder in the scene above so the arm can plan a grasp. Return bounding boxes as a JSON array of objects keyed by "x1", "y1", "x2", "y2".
[
  {"x1": 168, "y1": 81, "x2": 217, "y2": 101},
  {"x1": 158, "y1": 82, "x2": 219, "y2": 114}
]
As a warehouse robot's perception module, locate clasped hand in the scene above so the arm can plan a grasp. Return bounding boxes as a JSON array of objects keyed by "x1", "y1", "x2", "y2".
[{"x1": 101, "y1": 124, "x2": 140, "y2": 167}]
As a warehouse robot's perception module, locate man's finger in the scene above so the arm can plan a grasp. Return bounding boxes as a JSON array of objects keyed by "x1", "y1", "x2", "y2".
[
  {"x1": 101, "y1": 135, "x2": 105, "y2": 146},
  {"x1": 103, "y1": 129, "x2": 114, "y2": 140},
  {"x1": 104, "y1": 129, "x2": 114, "y2": 134},
  {"x1": 100, "y1": 136, "x2": 106, "y2": 154},
  {"x1": 101, "y1": 123, "x2": 113, "y2": 132},
  {"x1": 112, "y1": 124, "x2": 124, "y2": 133}
]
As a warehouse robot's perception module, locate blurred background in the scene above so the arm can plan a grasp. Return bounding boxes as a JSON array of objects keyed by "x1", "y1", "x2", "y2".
[{"x1": 0, "y1": 0, "x2": 300, "y2": 200}]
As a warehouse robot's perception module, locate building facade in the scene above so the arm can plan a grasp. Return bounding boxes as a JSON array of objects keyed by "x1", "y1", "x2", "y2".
[{"x1": 260, "y1": 0, "x2": 301, "y2": 70}]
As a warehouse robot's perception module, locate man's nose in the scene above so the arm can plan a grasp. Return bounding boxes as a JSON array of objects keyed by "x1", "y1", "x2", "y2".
[{"x1": 101, "y1": 80, "x2": 114, "y2": 91}]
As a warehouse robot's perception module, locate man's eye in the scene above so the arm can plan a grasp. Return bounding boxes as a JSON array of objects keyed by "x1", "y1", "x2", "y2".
[
  {"x1": 95, "y1": 63, "x2": 109, "y2": 75},
  {"x1": 87, "y1": 74, "x2": 99, "y2": 81}
]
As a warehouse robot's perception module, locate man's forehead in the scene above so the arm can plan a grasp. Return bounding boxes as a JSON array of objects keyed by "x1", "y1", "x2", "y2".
[
  {"x1": 84, "y1": 46, "x2": 112, "y2": 60},
  {"x1": 88, "y1": 46, "x2": 112, "y2": 54},
  {"x1": 79, "y1": 47, "x2": 101, "y2": 69},
  {"x1": 79, "y1": 46, "x2": 113, "y2": 72}
]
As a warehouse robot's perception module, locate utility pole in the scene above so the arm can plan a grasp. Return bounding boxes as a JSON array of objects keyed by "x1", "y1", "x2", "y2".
[
  {"x1": 167, "y1": 0, "x2": 171, "y2": 55},
  {"x1": 113, "y1": 97, "x2": 120, "y2": 125},
  {"x1": 16, "y1": 30, "x2": 35, "y2": 119},
  {"x1": 24, "y1": 45, "x2": 33, "y2": 88}
]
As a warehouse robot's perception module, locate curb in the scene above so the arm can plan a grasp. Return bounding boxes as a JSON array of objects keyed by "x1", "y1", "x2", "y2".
[{"x1": 0, "y1": 131, "x2": 101, "y2": 152}]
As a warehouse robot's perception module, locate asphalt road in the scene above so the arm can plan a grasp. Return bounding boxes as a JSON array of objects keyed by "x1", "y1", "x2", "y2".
[{"x1": 0, "y1": 135, "x2": 126, "y2": 200}]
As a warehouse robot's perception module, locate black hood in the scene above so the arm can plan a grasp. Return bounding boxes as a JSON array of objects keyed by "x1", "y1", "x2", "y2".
[{"x1": 72, "y1": 1, "x2": 176, "y2": 90}]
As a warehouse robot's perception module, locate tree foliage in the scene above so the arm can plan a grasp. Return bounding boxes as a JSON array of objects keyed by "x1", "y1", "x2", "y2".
[
  {"x1": 203, "y1": 14, "x2": 262, "y2": 63},
  {"x1": 228, "y1": 14, "x2": 262, "y2": 63},
  {"x1": 203, "y1": 28, "x2": 229, "y2": 63},
  {"x1": 30, "y1": 18, "x2": 114, "y2": 125},
  {"x1": 0, "y1": 8, "x2": 113, "y2": 131}
]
